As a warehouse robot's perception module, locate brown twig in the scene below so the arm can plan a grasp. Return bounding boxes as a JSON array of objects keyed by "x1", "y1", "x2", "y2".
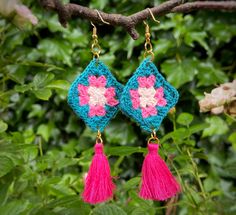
[{"x1": 39, "y1": 0, "x2": 236, "y2": 39}]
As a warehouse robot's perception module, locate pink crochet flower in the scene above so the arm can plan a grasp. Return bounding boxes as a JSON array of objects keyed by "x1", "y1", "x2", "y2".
[
  {"x1": 130, "y1": 75, "x2": 167, "y2": 118},
  {"x1": 78, "y1": 75, "x2": 119, "y2": 117}
]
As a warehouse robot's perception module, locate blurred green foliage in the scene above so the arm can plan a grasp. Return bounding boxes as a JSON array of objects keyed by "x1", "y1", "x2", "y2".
[{"x1": 0, "y1": 0, "x2": 236, "y2": 214}]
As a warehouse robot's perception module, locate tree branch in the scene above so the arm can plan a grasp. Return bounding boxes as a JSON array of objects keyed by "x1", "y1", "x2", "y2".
[{"x1": 39, "y1": 0, "x2": 236, "y2": 40}]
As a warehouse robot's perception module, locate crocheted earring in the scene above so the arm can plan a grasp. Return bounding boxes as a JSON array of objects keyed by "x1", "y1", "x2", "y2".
[
  {"x1": 120, "y1": 20, "x2": 181, "y2": 201},
  {"x1": 67, "y1": 22, "x2": 123, "y2": 204}
]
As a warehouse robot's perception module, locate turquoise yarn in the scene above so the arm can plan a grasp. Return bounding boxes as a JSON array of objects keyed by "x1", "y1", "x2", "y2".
[
  {"x1": 120, "y1": 58, "x2": 179, "y2": 132},
  {"x1": 67, "y1": 59, "x2": 123, "y2": 132}
]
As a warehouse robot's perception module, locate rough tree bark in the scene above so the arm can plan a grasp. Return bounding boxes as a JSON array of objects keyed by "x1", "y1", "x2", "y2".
[{"x1": 39, "y1": 0, "x2": 236, "y2": 39}]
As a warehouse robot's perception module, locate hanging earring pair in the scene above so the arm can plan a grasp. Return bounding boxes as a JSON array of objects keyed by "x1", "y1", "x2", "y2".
[
  {"x1": 120, "y1": 16, "x2": 181, "y2": 201},
  {"x1": 67, "y1": 10, "x2": 181, "y2": 205}
]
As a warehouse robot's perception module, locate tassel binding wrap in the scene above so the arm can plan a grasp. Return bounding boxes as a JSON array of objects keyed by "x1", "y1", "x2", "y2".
[
  {"x1": 82, "y1": 143, "x2": 115, "y2": 204},
  {"x1": 139, "y1": 143, "x2": 181, "y2": 201}
]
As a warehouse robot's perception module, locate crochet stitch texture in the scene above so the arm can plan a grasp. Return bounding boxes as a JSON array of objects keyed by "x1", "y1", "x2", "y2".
[
  {"x1": 68, "y1": 59, "x2": 123, "y2": 131},
  {"x1": 120, "y1": 58, "x2": 179, "y2": 132}
]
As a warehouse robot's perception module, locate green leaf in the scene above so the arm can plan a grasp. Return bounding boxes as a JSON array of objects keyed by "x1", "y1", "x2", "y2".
[
  {"x1": 189, "y1": 123, "x2": 210, "y2": 134},
  {"x1": 131, "y1": 208, "x2": 150, "y2": 215},
  {"x1": 46, "y1": 195, "x2": 91, "y2": 215},
  {"x1": 153, "y1": 38, "x2": 175, "y2": 55},
  {"x1": 105, "y1": 120, "x2": 137, "y2": 145},
  {"x1": 206, "y1": 20, "x2": 236, "y2": 44},
  {"x1": 93, "y1": 204, "x2": 127, "y2": 215},
  {"x1": 33, "y1": 73, "x2": 55, "y2": 88},
  {"x1": 57, "y1": 207, "x2": 90, "y2": 215},
  {"x1": 65, "y1": 29, "x2": 88, "y2": 47},
  {"x1": 0, "y1": 181, "x2": 11, "y2": 205},
  {"x1": 129, "y1": 190, "x2": 154, "y2": 209},
  {"x1": 202, "y1": 116, "x2": 229, "y2": 137},
  {"x1": 184, "y1": 31, "x2": 209, "y2": 52},
  {"x1": 216, "y1": 159, "x2": 236, "y2": 179},
  {"x1": 156, "y1": 20, "x2": 175, "y2": 31},
  {"x1": 177, "y1": 113, "x2": 194, "y2": 126},
  {"x1": 0, "y1": 143, "x2": 36, "y2": 153},
  {"x1": 33, "y1": 89, "x2": 52, "y2": 100},
  {"x1": 37, "y1": 39, "x2": 73, "y2": 66},
  {"x1": 30, "y1": 208, "x2": 57, "y2": 215},
  {"x1": 124, "y1": 177, "x2": 140, "y2": 190},
  {"x1": 28, "y1": 104, "x2": 45, "y2": 118},
  {"x1": 0, "y1": 120, "x2": 8, "y2": 133},
  {"x1": 46, "y1": 80, "x2": 70, "y2": 91},
  {"x1": 0, "y1": 156, "x2": 15, "y2": 177},
  {"x1": 6, "y1": 65, "x2": 26, "y2": 84},
  {"x1": 14, "y1": 84, "x2": 32, "y2": 93},
  {"x1": 0, "y1": 200, "x2": 28, "y2": 215},
  {"x1": 161, "y1": 123, "x2": 209, "y2": 143},
  {"x1": 46, "y1": 195, "x2": 82, "y2": 208},
  {"x1": 168, "y1": 128, "x2": 189, "y2": 141},
  {"x1": 204, "y1": 177, "x2": 217, "y2": 192},
  {"x1": 161, "y1": 58, "x2": 198, "y2": 88},
  {"x1": 106, "y1": 146, "x2": 146, "y2": 156},
  {"x1": 55, "y1": 158, "x2": 78, "y2": 170},
  {"x1": 228, "y1": 132, "x2": 236, "y2": 151},
  {"x1": 46, "y1": 15, "x2": 68, "y2": 33},
  {"x1": 197, "y1": 61, "x2": 228, "y2": 87},
  {"x1": 37, "y1": 123, "x2": 53, "y2": 142},
  {"x1": 89, "y1": 0, "x2": 109, "y2": 10}
]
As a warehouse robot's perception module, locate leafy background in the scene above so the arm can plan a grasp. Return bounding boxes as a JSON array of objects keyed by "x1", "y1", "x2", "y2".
[{"x1": 0, "y1": 0, "x2": 236, "y2": 214}]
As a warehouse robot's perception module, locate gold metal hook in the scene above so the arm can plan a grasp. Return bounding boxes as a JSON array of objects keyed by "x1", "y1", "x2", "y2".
[
  {"x1": 96, "y1": 129, "x2": 103, "y2": 144},
  {"x1": 152, "y1": 129, "x2": 157, "y2": 138},
  {"x1": 90, "y1": 22, "x2": 101, "y2": 59},
  {"x1": 147, "y1": 8, "x2": 160, "y2": 23},
  {"x1": 91, "y1": 22, "x2": 97, "y2": 37},
  {"x1": 95, "y1": 9, "x2": 110, "y2": 25},
  {"x1": 143, "y1": 20, "x2": 150, "y2": 34},
  {"x1": 143, "y1": 21, "x2": 154, "y2": 61},
  {"x1": 147, "y1": 129, "x2": 159, "y2": 144},
  {"x1": 91, "y1": 22, "x2": 96, "y2": 28}
]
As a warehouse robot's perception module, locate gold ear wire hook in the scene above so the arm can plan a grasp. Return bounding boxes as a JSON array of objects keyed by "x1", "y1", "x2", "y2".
[
  {"x1": 91, "y1": 22, "x2": 97, "y2": 37},
  {"x1": 95, "y1": 9, "x2": 110, "y2": 25},
  {"x1": 143, "y1": 20, "x2": 150, "y2": 34},
  {"x1": 143, "y1": 20, "x2": 154, "y2": 61},
  {"x1": 90, "y1": 22, "x2": 101, "y2": 59},
  {"x1": 147, "y1": 8, "x2": 160, "y2": 23}
]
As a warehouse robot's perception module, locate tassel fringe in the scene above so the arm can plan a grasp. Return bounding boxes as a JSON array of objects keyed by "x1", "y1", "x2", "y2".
[
  {"x1": 139, "y1": 143, "x2": 181, "y2": 201},
  {"x1": 82, "y1": 143, "x2": 115, "y2": 204}
]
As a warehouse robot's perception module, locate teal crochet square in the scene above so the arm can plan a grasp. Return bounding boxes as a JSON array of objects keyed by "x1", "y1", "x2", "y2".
[
  {"x1": 68, "y1": 59, "x2": 123, "y2": 132},
  {"x1": 120, "y1": 58, "x2": 179, "y2": 132}
]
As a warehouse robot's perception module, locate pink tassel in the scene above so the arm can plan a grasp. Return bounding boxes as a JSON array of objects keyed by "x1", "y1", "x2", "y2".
[
  {"x1": 139, "y1": 143, "x2": 181, "y2": 201},
  {"x1": 82, "y1": 143, "x2": 115, "y2": 204}
]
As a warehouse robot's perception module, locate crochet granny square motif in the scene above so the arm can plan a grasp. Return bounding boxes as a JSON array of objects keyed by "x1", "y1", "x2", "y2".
[
  {"x1": 120, "y1": 58, "x2": 179, "y2": 132},
  {"x1": 68, "y1": 59, "x2": 123, "y2": 132}
]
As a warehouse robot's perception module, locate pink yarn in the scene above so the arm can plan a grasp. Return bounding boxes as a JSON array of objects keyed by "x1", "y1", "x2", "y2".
[
  {"x1": 129, "y1": 75, "x2": 167, "y2": 118},
  {"x1": 138, "y1": 75, "x2": 156, "y2": 88},
  {"x1": 155, "y1": 87, "x2": 167, "y2": 106},
  {"x1": 82, "y1": 143, "x2": 115, "y2": 204},
  {"x1": 139, "y1": 143, "x2": 181, "y2": 201},
  {"x1": 105, "y1": 87, "x2": 119, "y2": 106},
  {"x1": 89, "y1": 75, "x2": 106, "y2": 87},
  {"x1": 78, "y1": 85, "x2": 89, "y2": 105},
  {"x1": 155, "y1": 87, "x2": 164, "y2": 98},
  {"x1": 130, "y1": 90, "x2": 140, "y2": 109},
  {"x1": 88, "y1": 105, "x2": 106, "y2": 117},
  {"x1": 78, "y1": 76, "x2": 119, "y2": 118},
  {"x1": 79, "y1": 96, "x2": 89, "y2": 106},
  {"x1": 156, "y1": 97, "x2": 167, "y2": 106},
  {"x1": 141, "y1": 106, "x2": 157, "y2": 118}
]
